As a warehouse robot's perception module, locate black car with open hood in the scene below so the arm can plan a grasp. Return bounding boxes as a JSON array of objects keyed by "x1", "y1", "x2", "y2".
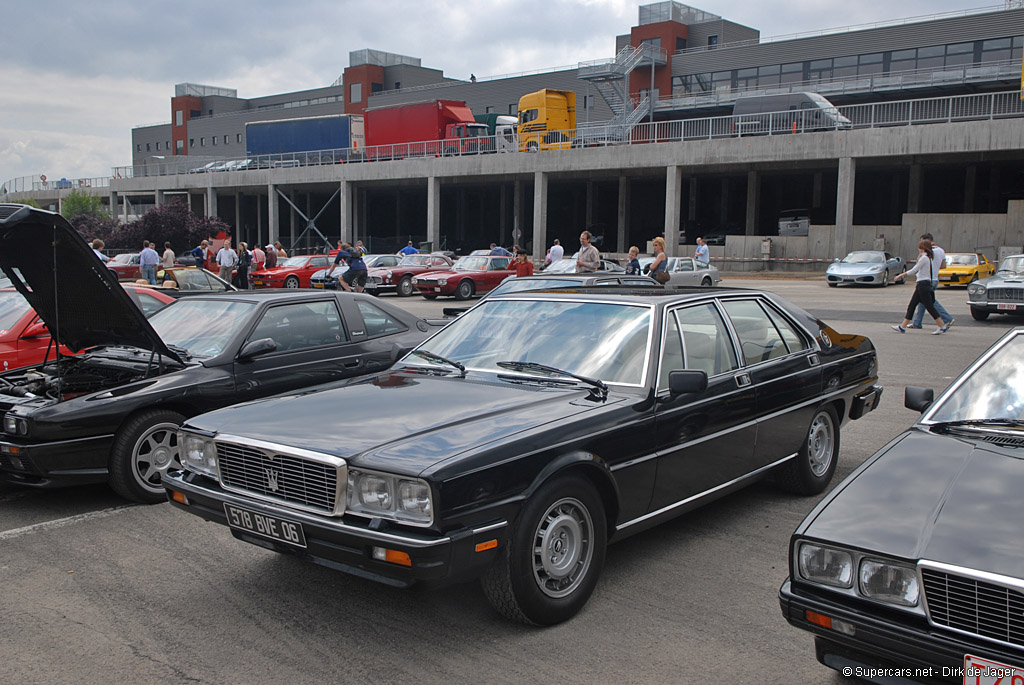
[{"x1": 0, "y1": 204, "x2": 440, "y2": 503}]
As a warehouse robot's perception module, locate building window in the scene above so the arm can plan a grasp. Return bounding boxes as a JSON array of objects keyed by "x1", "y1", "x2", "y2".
[
  {"x1": 224, "y1": 135, "x2": 229, "y2": 144},
  {"x1": 176, "y1": 140, "x2": 184, "y2": 154},
  {"x1": 393, "y1": 81, "x2": 401, "y2": 90},
  {"x1": 236, "y1": 133, "x2": 242, "y2": 143},
  {"x1": 981, "y1": 37, "x2": 1012, "y2": 62},
  {"x1": 945, "y1": 41, "x2": 975, "y2": 67},
  {"x1": 858, "y1": 53, "x2": 883, "y2": 75},
  {"x1": 485, "y1": 105, "x2": 494, "y2": 113},
  {"x1": 175, "y1": 110, "x2": 183, "y2": 126},
  {"x1": 832, "y1": 55, "x2": 857, "y2": 78},
  {"x1": 166, "y1": 141, "x2": 171, "y2": 150},
  {"x1": 757, "y1": 64, "x2": 781, "y2": 87},
  {"x1": 888, "y1": 48, "x2": 916, "y2": 73},
  {"x1": 146, "y1": 143, "x2": 151, "y2": 151},
  {"x1": 707, "y1": 35, "x2": 718, "y2": 49},
  {"x1": 350, "y1": 82, "x2": 362, "y2": 103},
  {"x1": 371, "y1": 82, "x2": 383, "y2": 94},
  {"x1": 189, "y1": 138, "x2": 195, "y2": 149},
  {"x1": 676, "y1": 37, "x2": 687, "y2": 52},
  {"x1": 780, "y1": 62, "x2": 804, "y2": 84},
  {"x1": 916, "y1": 45, "x2": 944, "y2": 69},
  {"x1": 808, "y1": 59, "x2": 832, "y2": 82},
  {"x1": 156, "y1": 142, "x2": 161, "y2": 151},
  {"x1": 212, "y1": 136, "x2": 217, "y2": 146}
]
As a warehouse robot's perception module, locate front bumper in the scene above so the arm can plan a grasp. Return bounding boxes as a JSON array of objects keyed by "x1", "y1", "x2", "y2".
[
  {"x1": 414, "y1": 283, "x2": 454, "y2": 296},
  {"x1": 968, "y1": 299, "x2": 1023, "y2": 315},
  {"x1": 0, "y1": 433, "x2": 114, "y2": 487},
  {"x1": 938, "y1": 273, "x2": 973, "y2": 285},
  {"x1": 163, "y1": 470, "x2": 507, "y2": 588},
  {"x1": 780, "y1": 578, "x2": 1024, "y2": 683},
  {"x1": 826, "y1": 271, "x2": 886, "y2": 286}
]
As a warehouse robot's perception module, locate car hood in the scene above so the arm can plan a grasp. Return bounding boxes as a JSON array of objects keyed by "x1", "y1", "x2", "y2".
[
  {"x1": 254, "y1": 266, "x2": 304, "y2": 276},
  {"x1": 0, "y1": 205, "x2": 181, "y2": 362},
  {"x1": 804, "y1": 429, "x2": 1024, "y2": 578},
  {"x1": 981, "y1": 272, "x2": 1024, "y2": 286},
  {"x1": 189, "y1": 369, "x2": 605, "y2": 476},
  {"x1": 415, "y1": 269, "x2": 476, "y2": 280}
]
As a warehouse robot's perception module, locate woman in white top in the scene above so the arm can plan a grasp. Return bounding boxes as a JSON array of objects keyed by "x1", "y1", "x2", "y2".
[{"x1": 891, "y1": 239, "x2": 945, "y2": 334}]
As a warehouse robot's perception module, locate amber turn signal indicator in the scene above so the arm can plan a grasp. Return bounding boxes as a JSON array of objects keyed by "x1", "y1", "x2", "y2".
[
  {"x1": 385, "y1": 549, "x2": 412, "y2": 566},
  {"x1": 475, "y1": 539, "x2": 498, "y2": 552},
  {"x1": 806, "y1": 610, "x2": 833, "y2": 629},
  {"x1": 171, "y1": 491, "x2": 187, "y2": 505}
]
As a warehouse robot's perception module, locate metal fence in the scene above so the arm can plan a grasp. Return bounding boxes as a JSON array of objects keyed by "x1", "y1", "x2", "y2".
[
  {"x1": 109, "y1": 89, "x2": 1024, "y2": 180},
  {"x1": 1, "y1": 175, "x2": 112, "y2": 195}
]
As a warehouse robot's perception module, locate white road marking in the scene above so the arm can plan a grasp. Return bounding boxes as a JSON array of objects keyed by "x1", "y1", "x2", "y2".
[{"x1": 0, "y1": 505, "x2": 137, "y2": 540}]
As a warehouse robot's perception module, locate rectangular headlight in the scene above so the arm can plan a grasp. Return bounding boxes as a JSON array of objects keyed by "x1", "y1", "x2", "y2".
[
  {"x1": 179, "y1": 431, "x2": 217, "y2": 477},
  {"x1": 347, "y1": 469, "x2": 432, "y2": 525},
  {"x1": 798, "y1": 543, "x2": 854, "y2": 588},
  {"x1": 859, "y1": 559, "x2": 919, "y2": 607},
  {"x1": 3, "y1": 416, "x2": 27, "y2": 436}
]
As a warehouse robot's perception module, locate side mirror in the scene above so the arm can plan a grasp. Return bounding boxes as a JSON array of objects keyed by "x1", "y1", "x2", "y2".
[
  {"x1": 905, "y1": 386, "x2": 934, "y2": 413},
  {"x1": 23, "y1": 321, "x2": 49, "y2": 338},
  {"x1": 237, "y1": 337, "x2": 277, "y2": 362},
  {"x1": 668, "y1": 369, "x2": 708, "y2": 396}
]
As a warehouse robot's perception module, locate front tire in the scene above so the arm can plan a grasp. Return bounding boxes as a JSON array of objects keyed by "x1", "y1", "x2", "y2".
[
  {"x1": 971, "y1": 307, "x2": 990, "y2": 321},
  {"x1": 109, "y1": 409, "x2": 186, "y2": 503},
  {"x1": 701, "y1": 277, "x2": 712, "y2": 287},
  {"x1": 881, "y1": 269, "x2": 889, "y2": 287},
  {"x1": 481, "y1": 475, "x2": 606, "y2": 625},
  {"x1": 397, "y1": 276, "x2": 414, "y2": 297},
  {"x1": 827, "y1": 282, "x2": 837, "y2": 288},
  {"x1": 284, "y1": 275, "x2": 300, "y2": 289},
  {"x1": 454, "y1": 280, "x2": 475, "y2": 301},
  {"x1": 775, "y1": 405, "x2": 839, "y2": 495}
]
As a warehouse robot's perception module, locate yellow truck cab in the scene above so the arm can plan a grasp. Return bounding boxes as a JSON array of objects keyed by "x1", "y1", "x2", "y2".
[{"x1": 518, "y1": 89, "x2": 576, "y2": 152}]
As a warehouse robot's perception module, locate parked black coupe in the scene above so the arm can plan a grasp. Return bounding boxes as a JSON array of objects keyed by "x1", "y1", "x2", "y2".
[
  {"x1": 781, "y1": 328, "x2": 1024, "y2": 683},
  {"x1": 0, "y1": 204, "x2": 439, "y2": 503},
  {"x1": 165, "y1": 285, "x2": 881, "y2": 624}
]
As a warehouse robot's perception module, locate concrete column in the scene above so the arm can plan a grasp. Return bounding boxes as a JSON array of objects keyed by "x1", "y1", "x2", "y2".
[
  {"x1": 340, "y1": 181, "x2": 353, "y2": 245},
  {"x1": 256, "y1": 194, "x2": 263, "y2": 246},
  {"x1": 426, "y1": 176, "x2": 441, "y2": 251},
  {"x1": 513, "y1": 180, "x2": 522, "y2": 242},
  {"x1": 617, "y1": 176, "x2": 629, "y2": 253},
  {"x1": 234, "y1": 194, "x2": 241, "y2": 240},
  {"x1": 206, "y1": 186, "x2": 217, "y2": 218},
  {"x1": 964, "y1": 165, "x2": 977, "y2": 213},
  {"x1": 745, "y1": 170, "x2": 760, "y2": 236},
  {"x1": 533, "y1": 171, "x2": 548, "y2": 262},
  {"x1": 109, "y1": 192, "x2": 118, "y2": 222},
  {"x1": 155, "y1": 190, "x2": 165, "y2": 208},
  {"x1": 289, "y1": 192, "x2": 296, "y2": 247},
  {"x1": 664, "y1": 166, "x2": 683, "y2": 257},
  {"x1": 267, "y1": 185, "x2": 278, "y2": 248},
  {"x1": 499, "y1": 185, "x2": 508, "y2": 247},
  {"x1": 122, "y1": 195, "x2": 129, "y2": 224},
  {"x1": 835, "y1": 157, "x2": 856, "y2": 259},
  {"x1": 585, "y1": 181, "x2": 594, "y2": 230},
  {"x1": 908, "y1": 164, "x2": 922, "y2": 213}
]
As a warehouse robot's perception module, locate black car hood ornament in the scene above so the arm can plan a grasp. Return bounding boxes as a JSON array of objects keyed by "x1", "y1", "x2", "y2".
[{"x1": 0, "y1": 204, "x2": 182, "y2": 363}]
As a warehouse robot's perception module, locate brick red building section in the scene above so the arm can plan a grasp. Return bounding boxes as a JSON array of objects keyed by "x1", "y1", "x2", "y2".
[
  {"x1": 171, "y1": 95, "x2": 201, "y2": 156},
  {"x1": 629, "y1": 21, "x2": 687, "y2": 102}
]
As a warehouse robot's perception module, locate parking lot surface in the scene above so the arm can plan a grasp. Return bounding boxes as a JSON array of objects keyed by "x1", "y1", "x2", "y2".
[{"x1": 1, "y1": 277, "x2": 1016, "y2": 684}]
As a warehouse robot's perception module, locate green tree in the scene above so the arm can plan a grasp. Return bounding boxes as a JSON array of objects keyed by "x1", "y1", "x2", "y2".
[
  {"x1": 61, "y1": 189, "x2": 108, "y2": 219},
  {"x1": 108, "y1": 200, "x2": 229, "y2": 252}
]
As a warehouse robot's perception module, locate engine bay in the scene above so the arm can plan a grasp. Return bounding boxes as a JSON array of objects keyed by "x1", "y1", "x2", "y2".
[{"x1": 0, "y1": 353, "x2": 169, "y2": 402}]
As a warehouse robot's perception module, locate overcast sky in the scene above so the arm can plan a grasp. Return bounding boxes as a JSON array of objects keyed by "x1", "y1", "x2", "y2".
[{"x1": 0, "y1": 0, "x2": 990, "y2": 185}]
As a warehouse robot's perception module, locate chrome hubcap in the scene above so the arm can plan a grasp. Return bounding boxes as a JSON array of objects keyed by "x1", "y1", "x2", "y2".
[
  {"x1": 133, "y1": 422, "x2": 180, "y2": 493},
  {"x1": 807, "y1": 412, "x2": 835, "y2": 477},
  {"x1": 532, "y1": 497, "x2": 593, "y2": 598}
]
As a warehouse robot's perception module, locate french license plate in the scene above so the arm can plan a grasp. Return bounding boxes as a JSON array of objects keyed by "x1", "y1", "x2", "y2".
[
  {"x1": 997, "y1": 303, "x2": 1017, "y2": 311},
  {"x1": 223, "y1": 503, "x2": 306, "y2": 548},
  {"x1": 253, "y1": 280, "x2": 263, "y2": 286},
  {"x1": 964, "y1": 654, "x2": 1024, "y2": 684}
]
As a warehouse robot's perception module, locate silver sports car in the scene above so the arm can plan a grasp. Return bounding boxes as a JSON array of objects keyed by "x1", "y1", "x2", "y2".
[
  {"x1": 825, "y1": 251, "x2": 905, "y2": 287},
  {"x1": 967, "y1": 254, "x2": 1024, "y2": 321},
  {"x1": 638, "y1": 257, "x2": 721, "y2": 287}
]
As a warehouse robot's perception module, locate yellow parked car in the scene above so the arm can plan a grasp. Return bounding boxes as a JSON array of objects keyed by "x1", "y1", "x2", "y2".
[{"x1": 938, "y1": 252, "x2": 995, "y2": 286}]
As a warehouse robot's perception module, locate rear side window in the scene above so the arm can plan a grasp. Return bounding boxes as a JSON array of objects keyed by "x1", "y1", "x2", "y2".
[
  {"x1": 762, "y1": 301, "x2": 810, "y2": 354},
  {"x1": 721, "y1": 299, "x2": 795, "y2": 364},
  {"x1": 356, "y1": 301, "x2": 407, "y2": 337},
  {"x1": 676, "y1": 303, "x2": 737, "y2": 377},
  {"x1": 248, "y1": 301, "x2": 347, "y2": 352}
]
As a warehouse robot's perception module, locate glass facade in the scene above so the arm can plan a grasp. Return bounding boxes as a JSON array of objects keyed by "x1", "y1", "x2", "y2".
[{"x1": 672, "y1": 36, "x2": 1024, "y2": 96}]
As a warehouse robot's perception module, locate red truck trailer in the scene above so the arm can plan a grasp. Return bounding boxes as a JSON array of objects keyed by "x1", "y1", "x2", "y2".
[{"x1": 364, "y1": 100, "x2": 491, "y2": 159}]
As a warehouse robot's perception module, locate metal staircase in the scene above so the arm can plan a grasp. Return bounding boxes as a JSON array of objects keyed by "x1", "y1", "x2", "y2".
[{"x1": 578, "y1": 44, "x2": 667, "y2": 140}]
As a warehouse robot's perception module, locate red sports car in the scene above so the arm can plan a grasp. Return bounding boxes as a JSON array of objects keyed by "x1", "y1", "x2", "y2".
[
  {"x1": 365, "y1": 253, "x2": 454, "y2": 297},
  {"x1": 251, "y1": 254, "x2": 333, "y2": 289},
  {"x1": 107, "y1": 252, "x2": 142, "y2": 280},
  {"x1": 412, "y1": 254, "x2": 515, "y2": 300},
  {"x1": 0, "y1": 285, "x2": 175, "y2": 372}
]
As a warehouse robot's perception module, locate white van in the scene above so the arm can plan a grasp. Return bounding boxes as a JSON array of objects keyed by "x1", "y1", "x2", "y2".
[{"x1": 732, "y1": 92, "x2": 851, "y2": 135}]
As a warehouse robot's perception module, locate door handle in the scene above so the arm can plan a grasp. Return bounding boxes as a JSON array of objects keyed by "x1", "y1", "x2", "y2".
[
  {"x1": 808, "y1": 354, "x2": 820, "y2": 367},
  {"x1": 343, "y1": 359, "x2": 361, "y2": 368},
  {"x1": 734, "y1": 372, "x2": 751, "y2": 388}
]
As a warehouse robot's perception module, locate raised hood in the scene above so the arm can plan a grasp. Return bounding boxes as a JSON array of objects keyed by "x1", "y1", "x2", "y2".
[
  {"x1": 188, "y1": 370, "x2": 605, "y2": 475},
  {"x1": 0, "y1": 204, "x2": 181, "y2": 362},
  {"x1": 804, "y1": 429, "x2": 1024, "y2": 579}
]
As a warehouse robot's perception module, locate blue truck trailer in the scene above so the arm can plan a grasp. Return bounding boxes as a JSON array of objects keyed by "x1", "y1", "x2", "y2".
[{"x1": 245, "y1": 114, "x2": 365, "y2": 164}]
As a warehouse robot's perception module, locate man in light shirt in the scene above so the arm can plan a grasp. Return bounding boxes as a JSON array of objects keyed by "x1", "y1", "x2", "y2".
[
  {"x1": 216, "y1": 239, "x2": 237, "y2": 284},
  {"x1": 139, "y1": 240, "x2": 160, "y2": 285}
]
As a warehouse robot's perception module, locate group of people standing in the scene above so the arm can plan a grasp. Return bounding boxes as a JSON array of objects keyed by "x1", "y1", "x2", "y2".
[
  {"x1": 206, "y1": 238, "x2": 288, "y2": 289},
  {"x1": 891, "y1": 232, "x2": 956, "y2": 335}
]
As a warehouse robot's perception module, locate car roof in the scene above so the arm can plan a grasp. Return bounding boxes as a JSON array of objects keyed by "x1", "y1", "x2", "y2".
[{"x1": 488, "y1": 284, "x2": 757, "y2": 305}]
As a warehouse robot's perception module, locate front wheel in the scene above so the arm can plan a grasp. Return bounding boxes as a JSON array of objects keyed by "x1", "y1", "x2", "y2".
[
  {"x1": 397, "y1": 276, "x2": 414, "y2": 297},
  {"x1": 284, "y1": 275, "x2": 300, "y2": 289},
  {"x1": 109, "y1": 409, "x2": 186, "y2": 503},
  {"x1": 827, "y1": 282, "x2": 837, "y2": 288},
  {"x1": 971, "y1": 307, "x2": 990, "y2": 321},
  {"x1": 881, "y1": 269, "x2": 889, "y2": 287},
  {"x1": 454, "y1": 280, "x2": 475, "y2": 301},
  {"x1": 775, "y1": 405, "x2": 839, "y2": 495},
  {"x1": 481, "y1": 475, "x2": 606, "y2": 625},
  {"x1": 701, "y1": 277, "x2": 712, "y2": 287}
]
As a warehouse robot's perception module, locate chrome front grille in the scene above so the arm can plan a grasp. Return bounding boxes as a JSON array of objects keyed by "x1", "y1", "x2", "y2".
[
  {"x1": 922, "y1": 566, "x2": 1024, "y2": 648},
  {"x1": 987, "y1": 288, "x2": 1024, "y2": 302},
  {"x1": 216, "y1": 440, "x2": 344, "y2": 515},
  {"x1": 368, "y1": 276, "x2": 383, "y2": 285}
]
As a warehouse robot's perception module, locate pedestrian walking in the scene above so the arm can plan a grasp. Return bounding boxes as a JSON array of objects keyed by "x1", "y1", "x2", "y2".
[
  {"x1": 576, "y1": 231, "x2": 600, "y2": 273},
  {"x1": 216, "y1": 239, "x2": 237, "y2": 284},
  {"x1": 891, "y1": 239, "x2": 947, "y2": 334},
  {"x1": 910, "y1": 233, "x2": 955, "y2": 331},
  {"x1": 139, "y1": 240, "x2": 160, "y2": 285}
]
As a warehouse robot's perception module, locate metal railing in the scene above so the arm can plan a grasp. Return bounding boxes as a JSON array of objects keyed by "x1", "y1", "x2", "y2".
[
  {"x1": 1, "y1": 175, "x2": 112, "y2": 194},
  {"x1": 110, "y1": 89, "x2": 1024, "y2": 179}
]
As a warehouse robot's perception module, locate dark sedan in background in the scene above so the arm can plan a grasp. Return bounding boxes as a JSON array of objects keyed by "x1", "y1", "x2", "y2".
[
  {"x1": 0, "y1": 204, "x2": 439, "y2": 503},
  {"x1": 781, "y1": 328, "x2": 1024, "y2": 683},
  {"x1": 165, "y1": 286, "x2": 881, "y2": 625}
]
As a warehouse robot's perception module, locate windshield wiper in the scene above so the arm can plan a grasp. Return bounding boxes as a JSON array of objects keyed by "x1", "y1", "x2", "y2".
[
  {"x1": 165, "y1": 344, "x2": 192, "y2": 361},
  {"x1": 932, "y1": 418, "x2": 1024, "y2": 430},
  {"x1": 496, "y1": 361, "x2": 608, "y2": 398},
  {"x1": 409, "y1": 349, "x2": 466, "y2": 377}
]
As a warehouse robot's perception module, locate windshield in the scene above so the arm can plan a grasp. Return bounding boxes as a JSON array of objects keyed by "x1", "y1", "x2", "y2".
[
  {"x1": 841, "y1": 252, "x2": 884, "y2": 264},
  {"x1": 927, "y1": 332, "x2": 1024, "y2": 424},
  {"x1": 149, "y1": 299, "x2": 256, "y2": 358},
  {"x1": 491, "y1": 278, "x2": 585, "y2": 296},
  {"x1": 0, "y1": 290, "x2": 31, "y2": 331},
  {"x1": 111, "y1": 253, "x2": 136, "y2": 264},
  {"x1": 406, "y1": 299, "x2": 652, "y2": 386},
  {"x1": 400, "y1": 255, "x2": 432, "y2": 267},
  {"x1": 997, "y1": 256, "x2": 1024, "y2": 274},
  {"x1": 454, "y1": 256, "x2": 491, "y2": 271},
  {"x1": 280, "y1": 257, "x2": 309, "y2": 268},
  {"x1": 945, "y1": 254, "x2": 978, "y2": 266},
  {"x1": 543, "y1": 260, "x2": 578, "y2": 274}
]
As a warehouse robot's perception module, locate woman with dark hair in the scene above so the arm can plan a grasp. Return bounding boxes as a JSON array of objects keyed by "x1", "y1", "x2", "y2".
[{"x1": 891, "y1": 239, "x2": 946, "y2": 334}]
